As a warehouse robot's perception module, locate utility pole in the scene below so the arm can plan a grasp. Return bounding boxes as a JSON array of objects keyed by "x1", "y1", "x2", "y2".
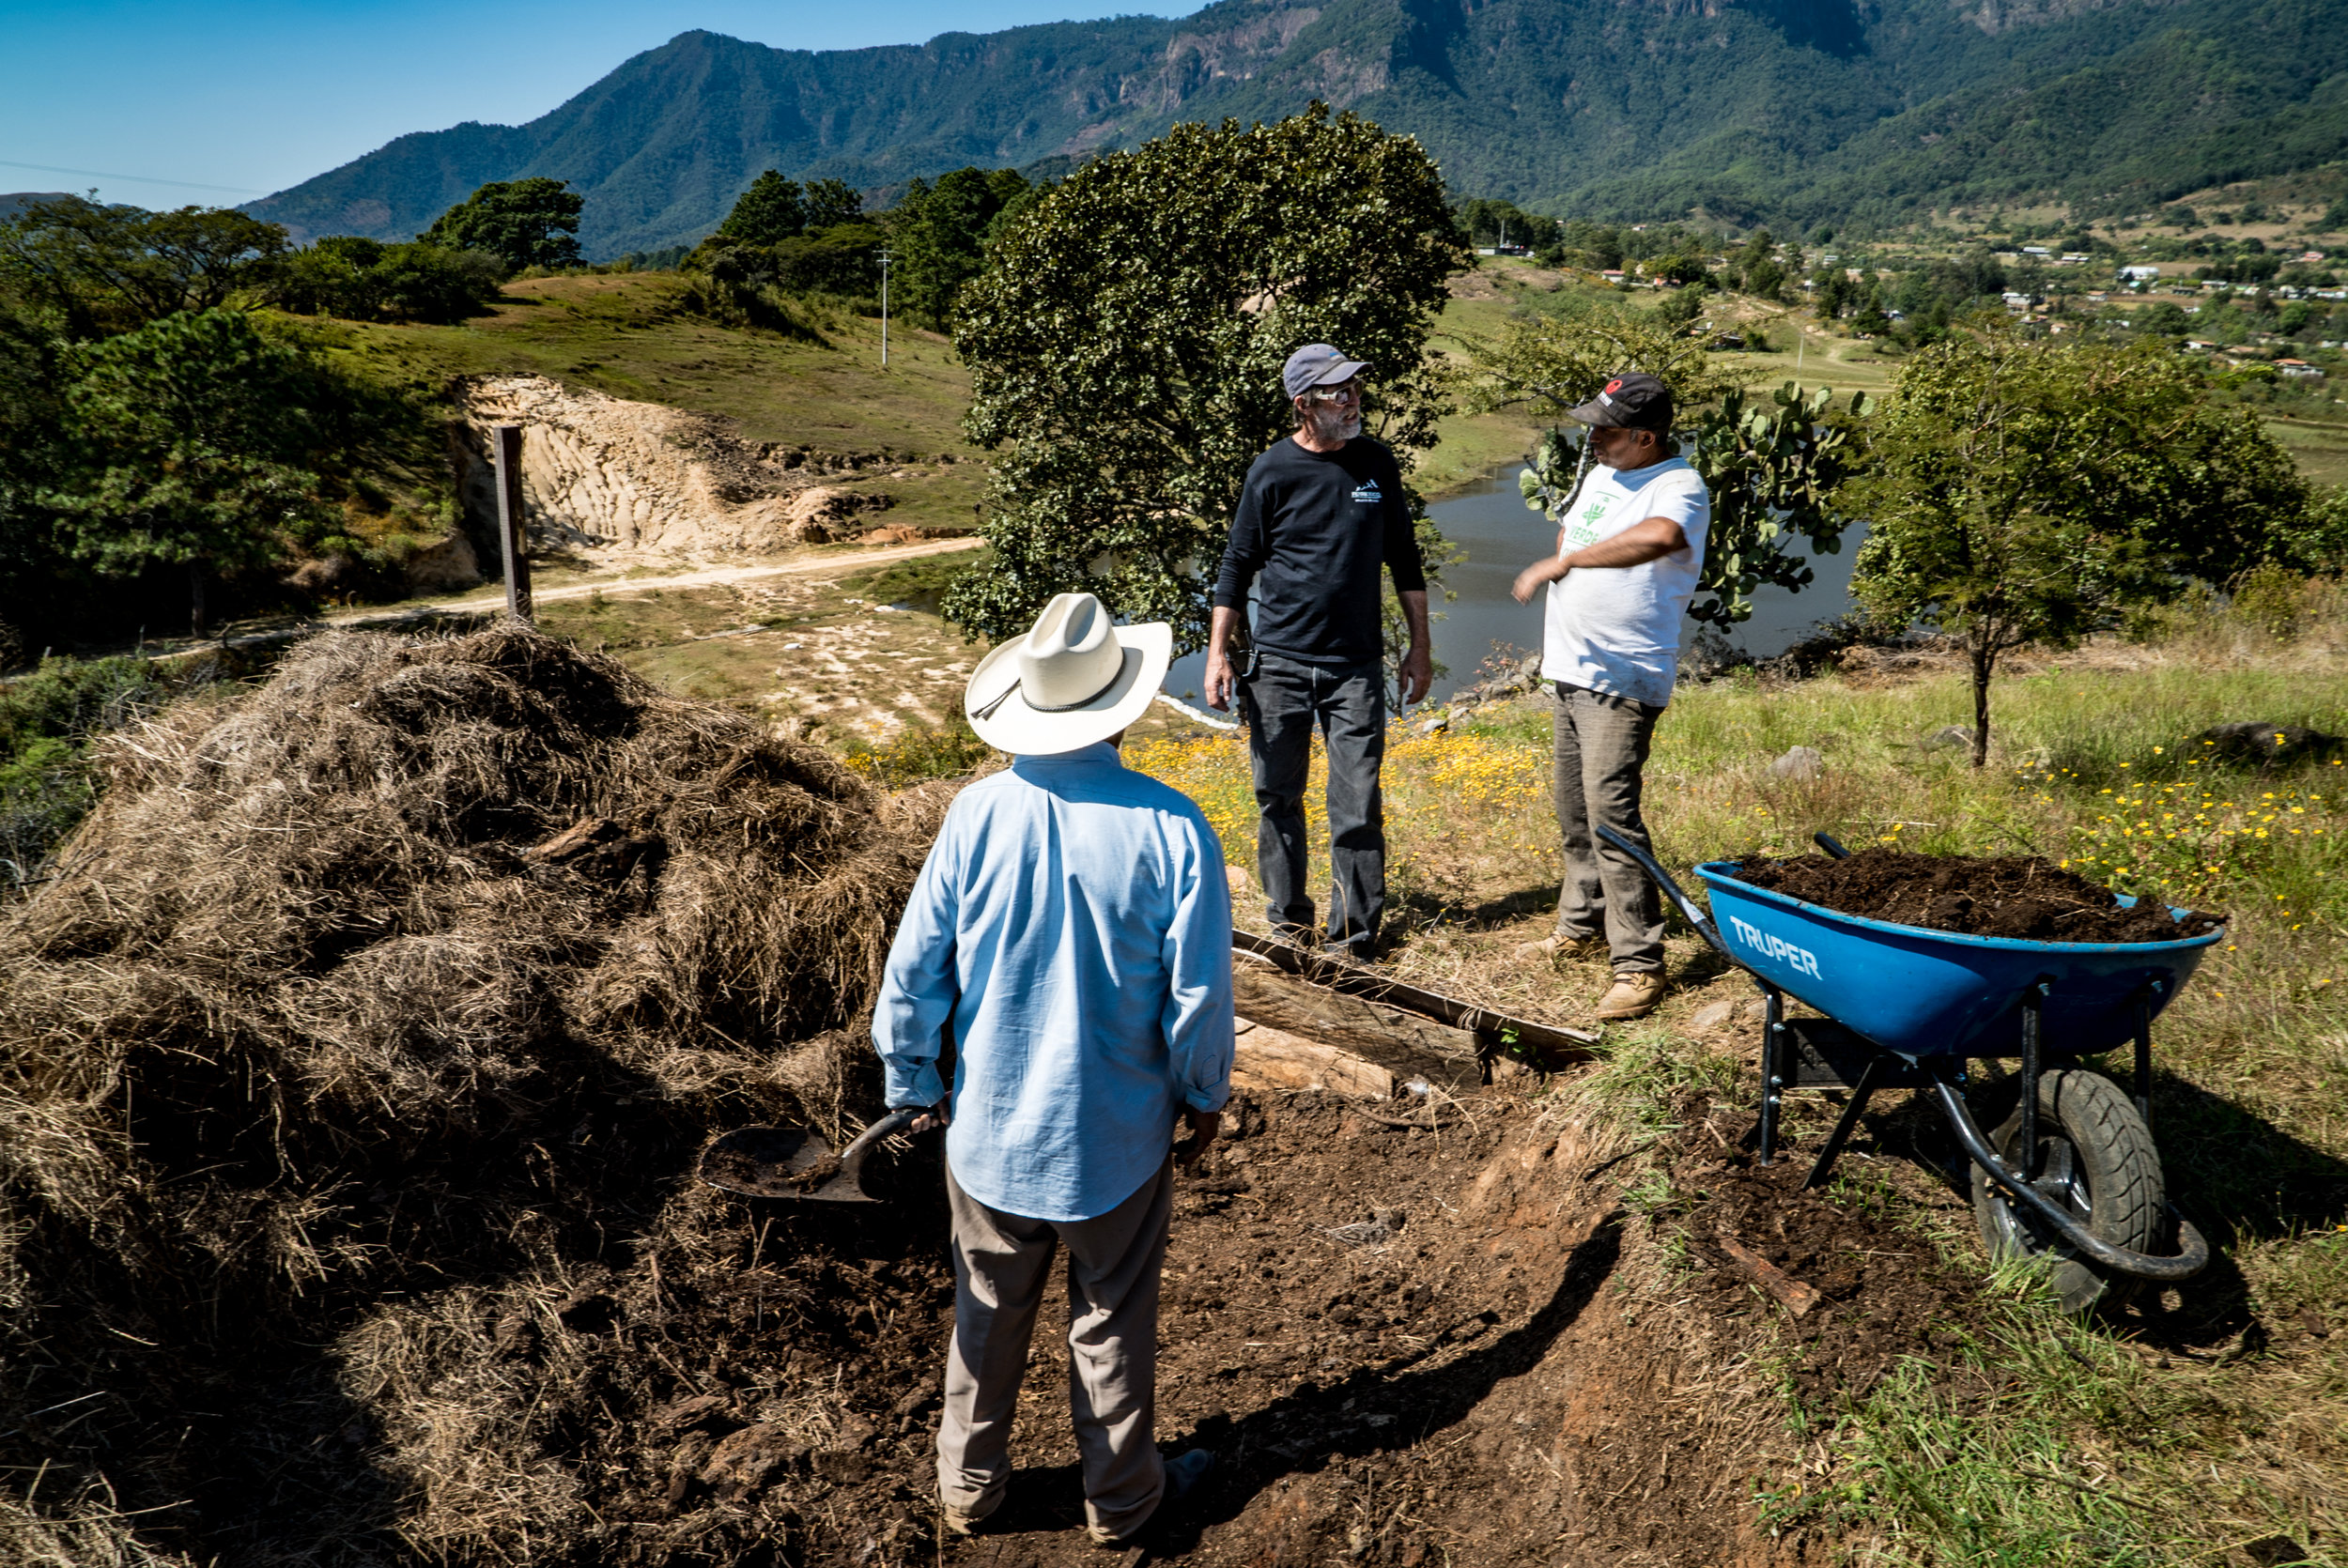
[
  {"x1": 492, "y1": 423, "x2": 533, "y2": 623},
  {"x1": 879, "y1": 250, "x2": 893, "y2": 368}
]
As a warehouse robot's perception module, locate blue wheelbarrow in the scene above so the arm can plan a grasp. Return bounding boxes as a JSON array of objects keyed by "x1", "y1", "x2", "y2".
[{"x1": 1599, "y1": 826, "x2": 2216, "y2": 1312}]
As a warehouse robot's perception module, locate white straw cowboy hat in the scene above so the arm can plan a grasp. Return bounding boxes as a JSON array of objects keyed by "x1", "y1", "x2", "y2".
[{"x1": 964, "y1": 592, "x2": 1172, "y2": 755}]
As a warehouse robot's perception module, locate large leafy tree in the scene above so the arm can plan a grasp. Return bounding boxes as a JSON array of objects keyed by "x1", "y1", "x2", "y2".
[
  {"x1": 0, "y1": 196, "x2": 286, "y2": 335},
  {"x1": 421, "y1": 178, "x2": 582, "y2": 272},
  {"x1": 947, "y1": 105, "x2": 1469, "y2": 651},
  {"x1": 890, "y1": 166, "x2": 1031, "y2": 331},
  {"x1": 40, "y1": 309, "x2": 344, "y2": 638},
  {"x1": 1842, "y1": 332, "x2": 2311, "y2": 766}
]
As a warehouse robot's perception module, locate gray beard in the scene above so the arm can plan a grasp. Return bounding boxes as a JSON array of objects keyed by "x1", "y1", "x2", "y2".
[{"x1": 1305, "y1": 407, "x2": 1363, "y2": 444}]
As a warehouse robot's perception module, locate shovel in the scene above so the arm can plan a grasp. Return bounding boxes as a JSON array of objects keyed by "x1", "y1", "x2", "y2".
[{"x1": 697, "y1": 1106, "x2": 922, "y2": 1204}]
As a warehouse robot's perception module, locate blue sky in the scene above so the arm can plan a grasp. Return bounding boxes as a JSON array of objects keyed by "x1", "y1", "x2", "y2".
[{"x1": 0, "y1": 0, "x2": 1197, "y2": 207}]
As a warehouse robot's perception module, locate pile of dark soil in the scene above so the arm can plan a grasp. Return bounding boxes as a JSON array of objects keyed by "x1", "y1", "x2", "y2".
[
  {"x1": 0, "y1": 624, "x2": 952, "y2": 1565},
  {"x1": 1730, "y1": 848, "x2": 2223, "y2": 942}
]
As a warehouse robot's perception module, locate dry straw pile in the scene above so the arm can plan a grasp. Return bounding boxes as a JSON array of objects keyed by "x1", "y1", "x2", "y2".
[{"x1": 0, "y1": 624, "x2": 953, "y2": 1565}]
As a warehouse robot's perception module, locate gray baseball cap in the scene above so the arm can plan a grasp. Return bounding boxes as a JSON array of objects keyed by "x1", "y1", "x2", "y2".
[{"x1": 1283, "y1": 344, "x2": 1368, "y2": 401}]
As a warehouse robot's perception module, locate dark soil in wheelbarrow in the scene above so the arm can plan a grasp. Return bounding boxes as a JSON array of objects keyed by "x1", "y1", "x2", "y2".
[{"x1": 1731, "y1": 848, "x2": 2225, "y2": 942}]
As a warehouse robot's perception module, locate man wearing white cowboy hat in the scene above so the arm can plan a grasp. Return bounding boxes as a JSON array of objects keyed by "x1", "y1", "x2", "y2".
[{"x1": 873, "y1": 591, "x2": 1232, "y2": 1548}]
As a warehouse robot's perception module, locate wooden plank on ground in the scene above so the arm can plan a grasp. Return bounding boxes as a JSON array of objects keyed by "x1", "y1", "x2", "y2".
[
  {"x1": 1230, "y1": 1017, "x2": 1396, "y2": 1099},
  {"x1": 1230, "y1": 930, "x2": 1599, "y2": 1066},
  {"x1": 1230, "y1": 965, "x2": 1482, "y2": 1093}
]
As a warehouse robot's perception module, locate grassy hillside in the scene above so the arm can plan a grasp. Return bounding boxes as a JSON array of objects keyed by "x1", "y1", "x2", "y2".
[{"x1": 288, "y1": 273, "x2": 994, "y2": 533}]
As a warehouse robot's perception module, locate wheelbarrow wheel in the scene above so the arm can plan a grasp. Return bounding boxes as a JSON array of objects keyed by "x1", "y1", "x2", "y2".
[{"x1": 1970, "y1": 1067, "x2": 2165, "y2": 1314}]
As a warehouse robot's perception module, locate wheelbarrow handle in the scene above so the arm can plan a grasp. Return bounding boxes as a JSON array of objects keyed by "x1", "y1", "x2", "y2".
[
  {"x1": 1928, "y1": 1068, "x2": 2209, "y2": 1284},
  {"x1": 1595, "y1": 823, "x2": 1728, "y2": 959}
]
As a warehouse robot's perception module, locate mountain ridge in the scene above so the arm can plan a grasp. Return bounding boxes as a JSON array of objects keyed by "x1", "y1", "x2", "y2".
[{"x1": 244, "y1": 0, "x2": 2348, "y2": 255}]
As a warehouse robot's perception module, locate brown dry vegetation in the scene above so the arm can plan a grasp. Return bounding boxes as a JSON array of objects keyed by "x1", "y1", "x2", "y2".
[{"x1": 0, "y1": 623, "x2": 946, "y2": 1565}]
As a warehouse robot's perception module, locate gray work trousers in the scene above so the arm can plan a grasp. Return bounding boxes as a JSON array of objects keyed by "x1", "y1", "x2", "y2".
[
  {"x1": 1240, "y1": 653, "x2": 1387, "y2": 952},
  {"x1": 938, "y1": 1160, "x2": 1172, "y2": 1540},
  {"x1": 1550, "y1": 681, "x2": 1667, "y2": 975}
]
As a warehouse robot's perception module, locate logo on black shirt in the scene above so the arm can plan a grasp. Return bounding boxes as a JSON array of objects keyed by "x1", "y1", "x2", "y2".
[{"x1": 1351, "y1": 480, "x2": 1382, "y2": 504}]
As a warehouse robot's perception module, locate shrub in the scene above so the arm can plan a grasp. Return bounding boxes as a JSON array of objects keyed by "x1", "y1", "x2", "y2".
[{"x1": 274, "y1": 238, "x2": 504, "y2": 324}]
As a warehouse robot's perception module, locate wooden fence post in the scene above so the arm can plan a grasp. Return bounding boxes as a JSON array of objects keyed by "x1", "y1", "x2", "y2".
[{"x1": 492, "y1": 423, "x2": 533, "y2": 622}]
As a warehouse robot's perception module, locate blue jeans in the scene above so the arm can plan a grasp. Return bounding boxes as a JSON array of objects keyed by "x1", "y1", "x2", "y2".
[{"x1": 1240, "y1": 654, "x2": 1386, "y2": 953}]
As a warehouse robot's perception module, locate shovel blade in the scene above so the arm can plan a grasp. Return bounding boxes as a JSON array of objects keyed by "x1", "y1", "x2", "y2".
[{"x1": 698, "y1": 1125, "x2": 882, "y2": 1203}]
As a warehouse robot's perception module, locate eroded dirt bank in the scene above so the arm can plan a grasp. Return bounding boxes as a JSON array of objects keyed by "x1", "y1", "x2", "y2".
[{"x1": 453, "y1": 375, "x2": 920, "y2": 568}]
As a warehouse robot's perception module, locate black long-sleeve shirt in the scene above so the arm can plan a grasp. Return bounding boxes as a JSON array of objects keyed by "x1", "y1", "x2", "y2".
[{"x1": 1212, "y1": 437, "x2": 1426, "y2": 665}]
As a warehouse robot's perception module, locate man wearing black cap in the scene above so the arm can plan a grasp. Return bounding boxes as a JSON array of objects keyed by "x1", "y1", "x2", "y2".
[
  {"x1": 1204, "y1": 344, "x2": 1431, "y2": 961},
  {"x1": 1508, "y1": 371, "x2": 1709, "y2": 1020}
]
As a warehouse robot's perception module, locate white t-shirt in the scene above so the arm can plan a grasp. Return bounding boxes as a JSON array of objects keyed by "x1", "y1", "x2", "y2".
[{"x1": 1539, "y1": 455, "x2": 1711, "y2": 708}]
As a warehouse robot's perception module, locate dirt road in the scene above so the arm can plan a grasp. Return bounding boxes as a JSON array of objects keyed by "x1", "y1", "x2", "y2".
[{"x1": 327, "y1": 535, "x2": 986, "y2": 626}]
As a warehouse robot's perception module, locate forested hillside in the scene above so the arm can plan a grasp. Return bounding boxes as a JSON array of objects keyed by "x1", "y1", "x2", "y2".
[{"x1": 246, "y1": 0, "x2": 2348, "y2": 254}]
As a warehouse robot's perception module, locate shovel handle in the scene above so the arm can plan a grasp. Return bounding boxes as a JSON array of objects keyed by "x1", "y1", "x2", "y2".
[{"x1": 841, "y1": 1106, "x2": 923, "y2": 1165}]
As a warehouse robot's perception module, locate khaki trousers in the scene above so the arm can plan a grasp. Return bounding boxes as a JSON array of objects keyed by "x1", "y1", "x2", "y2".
[
  {"x1": 1550, "y1": 681, "x2": 1667, "y2": 974},
  {"x1": 938, "y1": 1160, "x2": 1172, "y2": 1539}
]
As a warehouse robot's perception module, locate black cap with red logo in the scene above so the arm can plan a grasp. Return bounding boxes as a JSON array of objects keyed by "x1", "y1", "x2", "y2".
[{"x1": 1567, "y1": 371, "x2": 1674, "y2": 432}]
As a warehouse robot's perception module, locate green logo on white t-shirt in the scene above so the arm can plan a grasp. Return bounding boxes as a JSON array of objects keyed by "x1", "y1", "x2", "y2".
[{"x1": 1565, "y1": 492, "x2": 1614, "y2": 551}]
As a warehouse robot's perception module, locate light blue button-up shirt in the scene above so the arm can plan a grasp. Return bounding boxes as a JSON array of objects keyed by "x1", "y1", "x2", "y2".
[{"x1": 872, "y1": 743, "x2": 1235, "y2": 1222}]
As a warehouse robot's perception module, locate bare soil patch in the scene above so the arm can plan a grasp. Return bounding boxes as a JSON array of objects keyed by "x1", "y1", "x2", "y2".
[{"x1": 1730, "y1": 848, "x2": 2225, "y2": 942}]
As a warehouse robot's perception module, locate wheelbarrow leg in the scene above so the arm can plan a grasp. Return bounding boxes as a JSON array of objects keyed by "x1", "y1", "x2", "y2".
[
  {"x1": 2134, "y1": 979, "x2": 2162, "y2": 1132},
  {"x1": 1758, "y1": 984, "x2": 1785, "y2": 1166},
  {"x1": 2018, "y1": 978, "x2": 2049, "y2": 1183},
  {"x1": 1803, "y1": 1053, "x2": 1882, "y2": 1190}
]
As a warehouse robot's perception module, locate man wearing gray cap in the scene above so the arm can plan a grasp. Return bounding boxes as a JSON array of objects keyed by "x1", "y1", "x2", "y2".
[
  {"x1": 1508, "y1": 371, "x2": 1710, "y2": 1021},
  {"x1": 1204, "y1": 344, "x2": 1431, "y2": 961}
]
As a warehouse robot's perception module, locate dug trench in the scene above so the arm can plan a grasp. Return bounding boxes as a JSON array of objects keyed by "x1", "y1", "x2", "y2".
[
  {"x1": 0, "y1": 623, "x2": 2008, "y2": 1567},
  {"x1": 611, "y1": 1088, "x2": 1999, "y2": 1568}
]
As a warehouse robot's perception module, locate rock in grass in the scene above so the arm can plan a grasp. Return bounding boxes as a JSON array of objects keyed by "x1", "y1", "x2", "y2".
[{"x1": 1769, "y1": 745, "x2": 1825, "y2": 780}]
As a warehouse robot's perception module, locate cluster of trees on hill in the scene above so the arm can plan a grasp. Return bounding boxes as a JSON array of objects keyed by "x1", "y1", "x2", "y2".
[
  {"x1": 0, "y1": 196, "x2": 469, "y2": 655},
  {"x1": 274, "y1": 177, "x2": 582, "y2": 323},
  {"x1": 679, "y1": 165, "x2": 1035, "y2": 336},
  {"x1": 682, "y1": 170, "x2": 881, "y2": 323}
]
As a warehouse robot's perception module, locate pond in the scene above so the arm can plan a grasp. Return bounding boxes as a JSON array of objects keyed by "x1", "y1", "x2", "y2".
[{"x1": 1163, "y1": 468, "x2": 1866, "y2": 707}]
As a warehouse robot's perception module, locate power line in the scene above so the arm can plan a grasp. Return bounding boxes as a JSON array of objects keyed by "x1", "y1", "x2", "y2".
[{"x1": 0, "y1": 158, "x2": 264, "y2": 196}]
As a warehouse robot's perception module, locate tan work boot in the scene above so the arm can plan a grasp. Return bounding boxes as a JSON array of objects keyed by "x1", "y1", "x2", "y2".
[
  {"x1": 940, "y1": 1494, "x2": 1000, "y2": 1538},
  {"x1": 1595, "y1": 972, "x2": 1666, "y2": 1020},
  {"x1": 1513, "y1": 930, "x2": 1604, "y2": 961}
]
